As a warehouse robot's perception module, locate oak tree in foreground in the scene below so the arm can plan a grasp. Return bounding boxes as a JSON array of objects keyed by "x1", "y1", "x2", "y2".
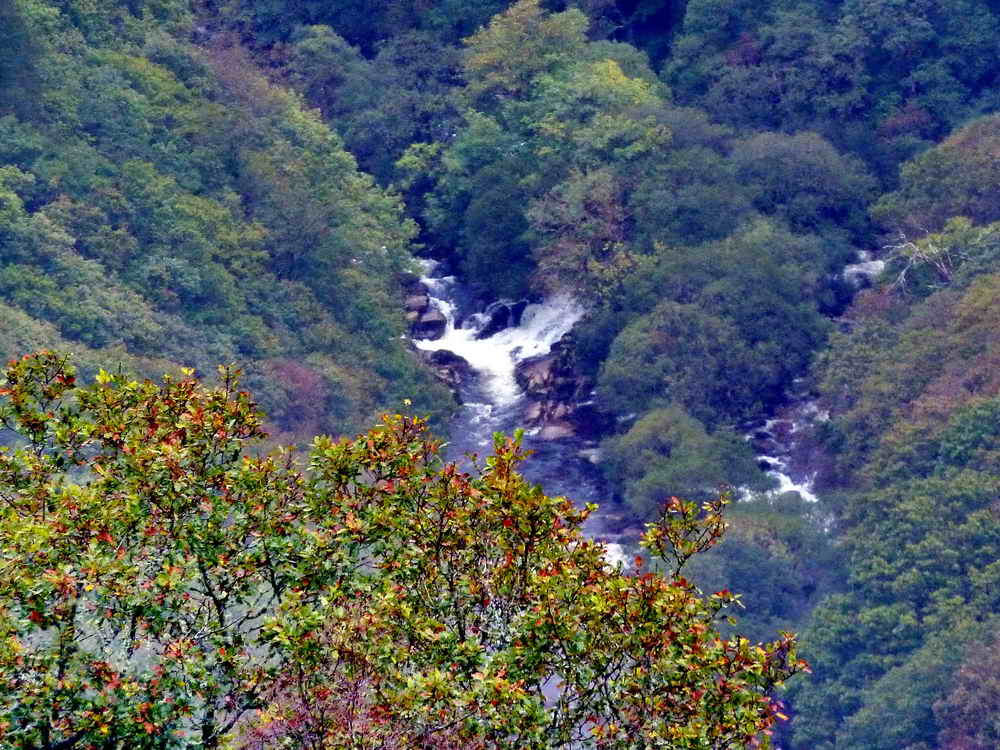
[{"x1": 0, "y1": 352, "x2": 807, "y2": 749}]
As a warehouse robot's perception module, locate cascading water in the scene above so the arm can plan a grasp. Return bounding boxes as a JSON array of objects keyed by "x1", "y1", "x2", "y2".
[
  {"x1": 738, "y1": 248, "x2": 886, "y2": 502},
  {"x1": 842, "y1": 249, "x2": 886, "y2": 288},
  {"x1": 745, "y1": 395, "x2": 826, "y2": 504},
  {"x1": 412, "y1": 261, "x2": 640, "y2": 562},
  {"x1": 738, "y1": 249, "x2": 886, "y2": 503},
  {"x1": 411, "y1": 250, "x2": 859, "y2": 554},
  {"x1": 414, "y1": 268, "x2": 585, "y2": 428}
]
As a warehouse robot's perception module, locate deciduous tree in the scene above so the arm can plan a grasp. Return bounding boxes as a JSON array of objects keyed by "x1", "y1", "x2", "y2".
[{"x1": 0, "y1": 352, "x2": 806, "y2": 749}]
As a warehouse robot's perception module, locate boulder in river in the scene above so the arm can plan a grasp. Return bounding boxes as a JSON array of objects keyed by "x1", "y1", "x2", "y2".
[
  {"x1": 412, "y1": 308, "x2": 447, "y2": 340},
  {"x1": 515, "y1": 352, "x2": 578, "y2": 401},
  {"x1": 475, "y1": 303, "x2": 511, "y2": 340},
  {"x1": 405, "y1": 293, "x2": 430, "y2": 313},
  {"x1": 514, "y1": 335, "x2": 614, "y2": 441},
  {"x1": 424, "y1": 349, "x2": 474, "y2": 391},
  {"x1": 397, "y1": 271, "x2": 426, "y2": 292},
  {"x1": 400, "y1": 272, "x2": 433, "y2": 327},
  {"x1": 539, "y1": 420, "x2": 576, "y2": 440}
]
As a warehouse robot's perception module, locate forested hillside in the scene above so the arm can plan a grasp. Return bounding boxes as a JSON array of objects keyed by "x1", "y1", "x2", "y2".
[
  {"x1": 0, "y1": 0, "x2": 452, "y2": 443},
  {"x1": 4, "y1": 0, "x2": 1000, "y2": 747}
]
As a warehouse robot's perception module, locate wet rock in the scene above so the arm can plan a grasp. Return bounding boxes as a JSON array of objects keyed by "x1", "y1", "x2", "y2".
[
  {"x1": 770, "y1": 419, "x2": 795, "y2": 442},
  {"x1": 515, "y1": 345, "x2": 577, "y2": 401},
  {"x1": 399, "y1": 273, "x2": 430, "y2": 302},
  {"x1": 752, "y1": 438, "x2": 781, "y2": 456},
  {"x1": 427, "y1": 349, "x2": 469, "y2": 369},
  {"x1": 550, "y1": 402, "x2": 571, "y2": 420},
  {"x1": 539, "y1": 421, "x2": 576, "y2": 440},
  {"x1": 476, "y1": 303, "x2": 511, "y2": 340},
  {"x1": 515, "y1": 335, "x2": 614, "y2": 441},
  {"x1": 524, "y1": 401, "x2": 544, "y2": 423},
  {"x1": 424, "y1": 349, "x2": 474, "y2": 390},
  {"x1": 397, "y1": 271, "x2": 424, "y2": 290},
  {"x1": 401, "y1": 272, "x2": 432, "y2": 327},
  {"x1": 515, "y1": 353, "x2": 560, "y2": 397},
  {"x1": 510, "y1": 299, "x2": 528, "y2": 327},
  {"x1": 412, "y1": 308, "x2": 447, "y2": 340},
  {"x1": 405, "y1": 293, "x2": 430, "y2": 313}
]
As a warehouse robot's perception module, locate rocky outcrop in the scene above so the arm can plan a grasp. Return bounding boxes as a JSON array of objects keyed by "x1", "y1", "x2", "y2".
[
  {"x1": 405, "y1": 292, "x2": 429, "y2": 318},
  {"x1": 400, "y1": 272, "x2": 446, "y2": 340},
  {"x1": 423, "y1": 349, "x2": 474, "y2": 393},
  {"x1": 514, "y1": 335, "x2": 614, "y2": 441},
  {"x1": 473, "y1": 299, "x2": 530, "y2": 340},
  {"x1": 476, "y1": 303, "x2": 511, "y2": 340},
  {"x1": 412, "y1": 308, "x2": 446, "y2": 340}
]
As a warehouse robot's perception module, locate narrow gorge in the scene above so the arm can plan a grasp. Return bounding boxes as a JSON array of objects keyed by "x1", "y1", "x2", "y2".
[{"x1": 403, "y1": 253, "x2": 884, "y2": 550}]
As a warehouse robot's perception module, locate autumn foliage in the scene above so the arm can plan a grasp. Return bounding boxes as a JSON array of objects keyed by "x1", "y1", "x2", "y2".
[{"x1": 0, "y1": 352, "x2": 805, "y2": 749}]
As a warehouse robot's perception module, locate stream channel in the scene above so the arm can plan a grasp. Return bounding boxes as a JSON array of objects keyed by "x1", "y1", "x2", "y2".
[{"x1": 410, "y1": 252, "x2": 885, "y2": 556}]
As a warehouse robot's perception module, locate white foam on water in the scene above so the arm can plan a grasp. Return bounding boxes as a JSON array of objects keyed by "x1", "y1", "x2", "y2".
[
  {"x1": 413, "y1": 268, "x2": 584, "y2": 406},
  {"x1": 843, "y1": 249, "x2": 886, "y2": 287},
  {"x1": 748, "y1": 408, "x2": 821, "y2": 503},
  {"x1": 768, "y1": 470, "x2": 819, "y2": 503}
]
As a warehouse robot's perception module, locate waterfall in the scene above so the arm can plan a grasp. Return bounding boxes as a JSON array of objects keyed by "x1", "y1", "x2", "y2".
[
  {"x1": 411, "y1": 261, "x2": 637, "y2": 565},
  {"x1": 410, "y1": 259, "x2": 832, "y2": 565},
  {"x1": 843, "y1": 249, "x2": 886, "y2": 287},
  {"x1": 744, "y1": 394, "x2": 829, "y2": 503},
  {"x1": 414, "y1": 263, "x2": 584, "y2": 414}
]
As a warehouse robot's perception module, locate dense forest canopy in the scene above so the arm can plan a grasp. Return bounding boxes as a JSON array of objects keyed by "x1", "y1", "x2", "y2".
[
  {"x1": 3, "y1": 0, "x2": 1000, "y2": 747},
  {"x1": 0, "y1": 352, "x2": 804, "y2": 748},
  {"x1": 0, "y1": 0, "x2": 454, "y2": 443}
]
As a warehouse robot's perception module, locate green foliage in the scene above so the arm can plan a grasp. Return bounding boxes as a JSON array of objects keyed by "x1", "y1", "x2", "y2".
[
  {"x1": 683, "y1": 493, "x2": 841, "y2": 644},
  {"x1": 0, "y1": 353, "x2": 305, "y2": 748},
  {"x1": 835, "y1": 622, "x2": 984, "y2": 750},
  {"x1": 813, "y1": 262, "x2": 1000, "y2": 484},
  {"x1": 795, "y1": 219, "x2": 1000, "y2": 746},
  {"x1": 0, "y1": 5, "x2": 452, "y2": 439},
  {"x1": 933, "y1": 627, "x2": 1000, "y2": 750},
  {"x1": 729, "y1": 131, "x2": 876, "y2": 241},
  {"x1": 873, "y1": 114, "x2": 1000, "y2": 234},
  {"x1": 0, "y1": 0, "x2": 48, "y2": 117},
  {"x1": 601, "y1": 405, "x2": 769, "y2": 518},
  {"x1": 528, "y1": 168, "x2": 631, "y2": 294},
  {"x1": 0, "y1": 353, "x2": 806, "y2": 749},
  {"x1": 790, "y1": 473, "x2": 1000, "y2": 749},
  {"x1": 463, "y1": 0, "x2": 590, "y2": 110},
  {"x1": 664, "y1": 0, "x2": 1000, "y2": 184},
  {"x1": 282, "y1": 26, "x2": 464, "y2": 184},
  {"x1": 223, "y1": 0, "x2": 508, "y2": 51},
  {"x1": 597, "y1": 220, "x2": 831, "y2": 428},
  {"x1": 9, "y1": 2, "x2": 1000, "y2": 746},
  {"x1": 598, "y1": 301, "x2": 755, "y2": 424}
]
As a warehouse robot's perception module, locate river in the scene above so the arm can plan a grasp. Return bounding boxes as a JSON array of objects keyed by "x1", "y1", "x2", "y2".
[
  {"x1": 411, "y1": 262, "x2": 641, "y2": 562},
  {"x1": 410, "y1": 249, "x2": 886, "y2": 558}
]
